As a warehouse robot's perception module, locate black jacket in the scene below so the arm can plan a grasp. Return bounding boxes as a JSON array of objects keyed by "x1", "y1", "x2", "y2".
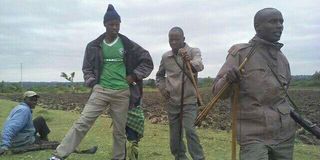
[{"x1": 82, "y1": 33, "x2": 154, "y2": 107}]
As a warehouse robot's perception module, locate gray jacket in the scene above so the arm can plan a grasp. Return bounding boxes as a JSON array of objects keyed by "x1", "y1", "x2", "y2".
[
  {"x1": 82, "y1": 33, "x2": 154, "y2": 107},
  {"x1": 156, "y1": 43, "x2": 204, "y2": 105},
  {"x1": 212, "y1": 36, "x2": 296, "y2": 145}
]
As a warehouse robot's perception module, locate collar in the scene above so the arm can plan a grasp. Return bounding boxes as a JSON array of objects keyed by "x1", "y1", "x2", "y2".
[
  {"x1": 20, "y1": 102, "x2": 33, "y2": 113},
  {"x1": 167, "y1": 43, "x2": 189, "y2": 57},
  {"x1": 103, "y1": 36, "x2": 119, "y2": 46},
  {"x1": 92, "y1": 32, "x2": 124, "y2": 48},
  {"x1": 249, "y1": 35, "x2": 284, "y2": 50}
]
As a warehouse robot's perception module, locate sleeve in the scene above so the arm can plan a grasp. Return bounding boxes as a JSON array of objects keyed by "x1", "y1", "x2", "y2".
[
  {"x1": 82, "y1": 43, "x2": 97, "y2": 87},
  {"x1": 155, "y1": 57, "x2": 167, "y2": 93},
  {"x1": 284, "y1": 55, "x2": 291, "y2": 89},
  {"x1": 189, "y1": 48, "x2": 204, "y2": 72},
  {"x1": 1, "y1": 109, "x2": 30, "y2": 148},
  {"x1": 286, "y1": 64, "x2": 291, "y2": 89},
  {"x1": 130, "y1": 41, "x2": 154, "y2": 80},
  {"x1": 212, "y1": 50, "x2": 240, "y2": 99}
]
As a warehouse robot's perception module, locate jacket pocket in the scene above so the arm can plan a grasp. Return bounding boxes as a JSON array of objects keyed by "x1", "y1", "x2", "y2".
[{"x1": 275, "y1": 104, "x2": 296, "y2": 139}]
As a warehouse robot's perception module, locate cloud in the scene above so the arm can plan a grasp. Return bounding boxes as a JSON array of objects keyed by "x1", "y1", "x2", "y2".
[{"x1": 0, "y1": 0, "x2": 319, "y2": 82}]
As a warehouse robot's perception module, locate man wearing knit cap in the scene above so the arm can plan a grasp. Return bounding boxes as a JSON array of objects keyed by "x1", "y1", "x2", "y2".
[{"x1": 49, "y1": 4, "x2": 153, "y2": 160}]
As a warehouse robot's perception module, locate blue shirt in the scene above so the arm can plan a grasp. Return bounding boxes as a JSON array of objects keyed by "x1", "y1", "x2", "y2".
[{"x1": 1, "y1": 102, "x2": 35, "y2": 148}]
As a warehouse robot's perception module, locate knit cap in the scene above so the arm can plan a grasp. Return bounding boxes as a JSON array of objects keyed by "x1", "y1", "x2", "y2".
[{"x1": 104, "y1": 4, "x2": 121, "y2": 23}]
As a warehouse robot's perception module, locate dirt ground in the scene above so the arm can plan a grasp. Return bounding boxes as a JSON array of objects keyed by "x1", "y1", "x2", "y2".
[{"x1": 1, "y1": 89, "x2": 319, "y2": 144}]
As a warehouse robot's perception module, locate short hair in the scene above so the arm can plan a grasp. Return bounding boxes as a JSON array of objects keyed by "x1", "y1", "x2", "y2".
[
  {"x1": 169, "y1": 26, "x2": 184, "y2": 36},
  {"x1": 254, "y1": 8, "x2": 282, "y2": 29}
]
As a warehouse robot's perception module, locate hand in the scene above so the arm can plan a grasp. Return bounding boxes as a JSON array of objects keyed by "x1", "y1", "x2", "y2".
[
  {"x1": 225, "y1": 66, "x2": 241, "y2": 83},
  {"x1": 178, "y1": 48, "x2": 191, "y2": 61},
  {"x1": 0, "y1": 146, "x2": 9, "y2": 156},
  {"x1": 85, "y1": 77, "x2": 96, "y2": 87},
  {"x1": 126, "y1": 75, "x2": 136, "y2": 85}
]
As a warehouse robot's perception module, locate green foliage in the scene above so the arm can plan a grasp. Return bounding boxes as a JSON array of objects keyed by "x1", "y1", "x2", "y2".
[
  {"x1": 144, "y1": 79, "x2": 156, "y2": 88},
  {"x1": 60, "y1": 72, "x2": 75, "y2": 83},
  {"x1": 290, "y1": 79, "x2": 320, "y2": 89},
  {"x1": 60, "y1": 72, "x2": 76, "y2": 93},
  {"x1": 0, "y1": 99, "x2": 319, "y2": 160},
  {"x1": 0, "y1": 82, "x2": 24, "y2": 93},
  {"x1": 312, "y1": 71, "x2": 320, "y2": 81},
  {"x1": 0, "y1": 82, "x2": 90, "y2": 94},
  {"x1": 198, "y1": 77, "x2": 214, "y2": 88}
]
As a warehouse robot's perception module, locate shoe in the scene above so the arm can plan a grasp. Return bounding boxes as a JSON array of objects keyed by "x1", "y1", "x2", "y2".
[
  {"x1": 74, "y1": 146, "x2": 98, "y2": 154},
  {"x1": 48, "y1": 156, "x2": 63, "y2": 160}
]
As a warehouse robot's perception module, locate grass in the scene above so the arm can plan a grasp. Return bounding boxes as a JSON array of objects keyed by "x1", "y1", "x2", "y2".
[
  {"x1": 0, "y1": 99, "x2": 319, "y2": 160},
  {"x1": 290, "y1": 79, "x2": 320, "y2": 90}
]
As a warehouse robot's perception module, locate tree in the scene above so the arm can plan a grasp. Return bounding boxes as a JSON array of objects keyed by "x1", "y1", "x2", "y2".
[
  {"x1": 312, "y1": 71, "x2": 320, "y2": 81},
  {"x1": 60, "y1": 72, "x2": 76, "y2": 92},
  {"x1": 0, "y1": 81, "x2": 4, "y2": 93},
  {"x1": 147, "y1": 79, "x2": 156, "y2": 88}
]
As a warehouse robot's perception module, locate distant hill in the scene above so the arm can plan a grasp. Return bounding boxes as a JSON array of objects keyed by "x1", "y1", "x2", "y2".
[
  {"x1": 292, "y1": 75, "x2": 312, "y2": 80},
  {"x1": 0, "y1": 75, "x2": 314, "y2": 89},
  {"x1": 20, "y1": 82, "x2": 84, "y2": 88}
]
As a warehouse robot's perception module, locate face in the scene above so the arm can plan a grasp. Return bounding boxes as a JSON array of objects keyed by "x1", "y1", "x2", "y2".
[
  {"x1": 256, "y1": 11, "x2": 284, "y2": 42},
  {"x1": 25, "y1": 96, "x2": 38, "y2": 109},
  {"x1": 104, "y1": 19, "x2": 120, "y2": 39},
  {"x1": 169, "y1": 31, "x2": 185, "y2": 53}
]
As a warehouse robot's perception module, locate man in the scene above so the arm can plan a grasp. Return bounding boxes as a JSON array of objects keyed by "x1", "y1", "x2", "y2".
[
  {"x1": 49, "y1": 4, "x2": 153, "y2": 160},
  {"x1": 126, "y1": 105, "x2": 144, "y2": 160},
  {"x1": 156, "y1": 27, "x2": 205, "y2": 160},
  {"x1": 0, "y1": 91, "x2": 59, "y2": 155},
  {"x1": 212, "y1": 8, "x2": 296, "y2": 159}
]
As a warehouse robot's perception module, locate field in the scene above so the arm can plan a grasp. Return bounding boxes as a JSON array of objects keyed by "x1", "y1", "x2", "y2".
[
  {"x1": 1, "y1": 87, "x2": 320, "y2": 159},
  {"x1": 2, "y1": 88, "x2": 319, "y2": 132},
  {"x1": 0, "y1": 98, "x2": 319, "y2": 160}
]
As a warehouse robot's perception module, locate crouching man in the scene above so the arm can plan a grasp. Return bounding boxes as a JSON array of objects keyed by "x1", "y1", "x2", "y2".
[{"x1": 0, "y1": 91, "x2": 59, "y2": 155}]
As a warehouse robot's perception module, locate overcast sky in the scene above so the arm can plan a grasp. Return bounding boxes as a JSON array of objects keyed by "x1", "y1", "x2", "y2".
[{"x1": 0, "y1": 0, "x2": 319, "y2": 82}]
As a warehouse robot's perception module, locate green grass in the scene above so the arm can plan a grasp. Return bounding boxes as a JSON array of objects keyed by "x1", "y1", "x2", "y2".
[
  {"x1": 290, "y1": 80, "x2": 320, "y2": 90},
  {"x1": 0, "y1": 99, "x2": 319, "y2": 160}
]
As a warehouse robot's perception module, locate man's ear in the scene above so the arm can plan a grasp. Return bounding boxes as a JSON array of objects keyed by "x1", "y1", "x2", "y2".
[{"x1": 254, "y1": 23, "x2": 261, "y2": 33}]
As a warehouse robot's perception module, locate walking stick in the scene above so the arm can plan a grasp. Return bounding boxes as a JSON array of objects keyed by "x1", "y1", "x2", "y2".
[
  {"x1": 179, "y1": 60, "x2": 186, "y2": 154},
  {"x1": 179, "y1": 48, "x2": 204, "y2": 106},
  {"x1": 194, "y1": 45, "x2": 256, "y2": 126},
  {"x1": 185, "y1": 61, "x2": 204, "y2": 106},
  {"x1": 231, "y1": 85, "x2": 239, "y2": 160}
]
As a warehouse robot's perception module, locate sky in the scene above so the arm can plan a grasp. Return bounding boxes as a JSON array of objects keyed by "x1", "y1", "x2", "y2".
[{"x1": 0, "y1": 0, "x2": 319, "y2": 82}]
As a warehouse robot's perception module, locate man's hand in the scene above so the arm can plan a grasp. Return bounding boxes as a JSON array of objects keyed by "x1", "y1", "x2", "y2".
[
  {"x1": 85, "y1": 77, "x2": 96, "y2": 87},
  {"x1": 225, "y1": 66, "x2": 241, "y2": 83},
  {"x1": 178, "y1": 48, "x2": 191, "y2": 61},
  {"x1": 0, "y1": 146, "x2": 9, "y2": 156},
  {"x1": 126, "y1": 75, "x2": 136, "y2": 85}
]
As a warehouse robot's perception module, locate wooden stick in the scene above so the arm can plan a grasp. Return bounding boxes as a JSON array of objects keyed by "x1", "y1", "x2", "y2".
[
  {"x1": 231, "y1": 85, "x2": 239, "y2": 160},
  {"x1": 194, "y1": 45, "x2": 256, "y2": 126},
  {"x1": 186, "y1": 61, "x2": 204, "y2": 106}
]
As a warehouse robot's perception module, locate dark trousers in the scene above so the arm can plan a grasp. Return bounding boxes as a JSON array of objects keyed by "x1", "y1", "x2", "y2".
[
  {"x1": 33, "y1": 116, "x2": 51, "y2": 141},
  {"x1": 11, "y1": 116, "x2": 59, "y2": 154},
  {"x1": 126, "y1": 126, "x2": 139, "y2": 142}
]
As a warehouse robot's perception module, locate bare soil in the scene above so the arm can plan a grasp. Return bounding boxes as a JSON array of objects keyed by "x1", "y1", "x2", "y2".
[{"x1": 1, "y1": 89, "x2": 319, "y2": 144}]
